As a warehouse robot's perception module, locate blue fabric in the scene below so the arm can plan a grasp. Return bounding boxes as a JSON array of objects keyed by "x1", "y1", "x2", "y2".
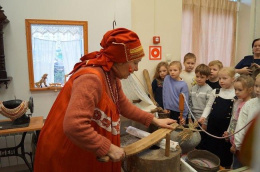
[
  {"x1": 152, "y1": 79, "x2": 164, "y2": 109},
  {"x1": 235, "y1": 55, "x2": 260, "y2": 69},
  {"x1": 162, "y1": 75, "x2": 189, "y2": 119},
  {"x1": 232, "y1": 154, "x2": 243, "y2": 169}
]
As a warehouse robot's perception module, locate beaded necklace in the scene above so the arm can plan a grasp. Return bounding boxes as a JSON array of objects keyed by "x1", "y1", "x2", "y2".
[
  {"x1": 0, "y1": 101, "x2": 28, "y2": 120},
  {"x1": 104, "y1": 71, "x2": 120, "y2": 113}
]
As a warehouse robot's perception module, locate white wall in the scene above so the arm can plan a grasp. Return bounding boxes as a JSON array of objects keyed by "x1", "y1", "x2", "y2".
[
  {"x1": 131, "y1": 0, "x2": 182, "y2": 85},
  {"x1": 255, "y1": 0, "x2": 260, "y2": 38},
  {"x1": 236, "y1": 0, "x2": 259, "y2": 64},
  {"x1": 0, "y1": 0, "x2": 257, "y2": 120},
  {"x1": 0, "y1": 0, "x2": 131, "y2": 119}
]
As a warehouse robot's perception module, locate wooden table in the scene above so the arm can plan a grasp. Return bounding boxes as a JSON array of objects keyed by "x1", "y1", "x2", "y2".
[{"x1": 0, "y1": 116, "x2": 43, "y2": 172}]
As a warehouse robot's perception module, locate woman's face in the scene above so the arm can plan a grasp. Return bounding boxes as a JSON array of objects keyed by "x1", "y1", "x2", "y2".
[
  {"x1": 253, "y1": 40, "x2": 260, "y2": 55},
  {"x1": 254, "y1": 77, "x2": 260, "y2": 97},
  {"x1": 112, "y1": 59, "x2": 141, "y2": 79}
]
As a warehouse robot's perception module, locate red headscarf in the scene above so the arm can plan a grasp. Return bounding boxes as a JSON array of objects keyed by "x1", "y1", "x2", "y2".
[{"x1": 70, "y1": 28, "x2": 145, "y2": 74}]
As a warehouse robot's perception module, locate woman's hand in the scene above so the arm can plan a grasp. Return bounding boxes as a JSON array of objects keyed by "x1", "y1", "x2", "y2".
[
  {"x1": 107, "y1": 144, "x2": 125, "y2": 162},
  {"x1": 251, "y1": 63, "x2": 260, "y2": 69},
  {"x1": 152, "y1": 117, "x2": 177, "y2": 130},
  {"x1": 236, "y1": 67, "x2": 252, "y2": 75}
]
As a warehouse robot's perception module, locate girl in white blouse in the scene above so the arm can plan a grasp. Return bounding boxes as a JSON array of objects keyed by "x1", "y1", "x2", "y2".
[{"x1": 198, "y1": 67, "x2": 236, "y2": 168}]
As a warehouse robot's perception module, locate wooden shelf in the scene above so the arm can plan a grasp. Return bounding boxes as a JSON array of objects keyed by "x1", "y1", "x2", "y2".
[
  {"x1": 0, "y1": 77, "x2": 12, "y2": 89},
  {"x1": 30, "y1": 86, "x2": 63, "y2": 91}
]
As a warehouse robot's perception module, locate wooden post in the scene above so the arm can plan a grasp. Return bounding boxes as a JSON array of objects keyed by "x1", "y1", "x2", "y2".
[
  {"x1": 179, "y1": 93, "x2": 184, "y2": 124},
  {"x1": 122, "y1": 134, "x2": 181, "y2": 172},
  {"x1": 165, "y1": 133, "x2": 170, "y2": 157}
]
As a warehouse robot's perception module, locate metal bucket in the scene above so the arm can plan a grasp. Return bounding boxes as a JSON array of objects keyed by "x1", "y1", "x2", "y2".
[
  {"x1": 186, "y1": 150, "x2": 220, "y2": 172},
  {"x1": 170, "y1": 126, "x2": 201, "y2": 154}
]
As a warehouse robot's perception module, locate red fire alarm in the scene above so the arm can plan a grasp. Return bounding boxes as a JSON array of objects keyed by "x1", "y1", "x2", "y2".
[
  {"x1": 149, "y1": 46, "x2": 162, "y2": 60},
  {"x1": 153, "y1": 36, "x2": 160, "y2": 44}
]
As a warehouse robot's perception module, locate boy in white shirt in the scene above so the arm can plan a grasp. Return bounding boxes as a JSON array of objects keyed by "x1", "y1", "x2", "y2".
[
  {"x1": 189, "y1": 64, "x2": 212, "y2": 149},
  {"x1": 180, "y1": 53, "x2": 196, "y2": 91},
  {"x1": 189, "y1": 64, "x2": 212, "y2": 121}
]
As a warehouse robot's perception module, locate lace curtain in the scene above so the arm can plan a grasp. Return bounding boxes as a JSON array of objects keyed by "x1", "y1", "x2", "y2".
[
  {"x1": 181, "y1": 0, "x2": 237, "y2": 67},
  {"x1": 33, "y1": 38, "x2": 56, "y2": 85},
  {"x1": 31, "y1": 25, "x2": 83, "y2": 41},
  {"x1": 31, "y1": 25, "x2": 83, "y2": 85},
  {"x1": 60, "y1": 40, "x2": 83, "y2": 75}
]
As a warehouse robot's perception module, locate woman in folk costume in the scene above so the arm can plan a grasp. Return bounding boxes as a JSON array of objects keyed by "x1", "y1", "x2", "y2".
[{"x1": 34, "y1": 28, "x2": 176, "y2": 172}]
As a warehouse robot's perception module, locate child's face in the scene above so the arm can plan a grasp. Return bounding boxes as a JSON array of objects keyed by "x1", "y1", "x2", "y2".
[
  {"x1": 195, "y1": 73, "x2": 208, "y2": 86},
  {"x1": 183, "y1": 58, "x2": 196, "y2": 72},
  {"x1": 234, "y1": 81, "x2": 251, "y2": 101},
  {"x1": 218, "y1": 72, "x2": 234, "y2": 89},
  {"x1": 159, "y1": 66, "x2": 168, "y2": 80},
  {"x1": 254, "y1": 77, "x2": 260, "y2": 97},
  {"x1": 169, "y1": 65, "x2": 181, "y2": 80},
  {"x1": 209, "y1": 65, "x2": 220, "y2": 79}
]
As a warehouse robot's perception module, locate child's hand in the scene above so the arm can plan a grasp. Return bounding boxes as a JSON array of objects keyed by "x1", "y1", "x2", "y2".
[
  {"x1": 201, "y1": 124, "x2": 207, "y2": 130},
  {"x1": 163, "y1": 109, "x2": 170, "y2": 114},
  {"x1": 198, "y1": 117, "x2": 205, "y2": 124},
  {"x1": 230, "y1": 144, "x2": 236, "y2": 154},
  {"x1": 223, "y1": 131, "x2": 229, "y2": 141},
  {"x1": 180, "y1": 118, "x2": 186, "y2": 125}
]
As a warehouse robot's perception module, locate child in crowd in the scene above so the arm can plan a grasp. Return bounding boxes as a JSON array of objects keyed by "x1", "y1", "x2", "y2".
[
  {"x1": 189, "y1": 64, "x2": 212, "y2": 149},
  {"x1": 189, "y1": 64, "x2": 212, "y2": 121},
  {"x1": 180, "y1": 53, "x2": 196, "y2": 91},
  {"x1": 223, "y1": 75, "x2": 254, "y2": 169},
  {"x1": 199, "y1": 67, "x2": 236, "y2": 169},
  {"x1": 234, "y1": 73, "x2": 260, "y2": 166},
  {"x1": 152, "y1": 61, "x2": 169, "y2": 109},
  {"x1": 163, "y1": 61, "x2": 189, "y2": 124},
  {"x1": 206, "y1": 60, "x2": 223, "y2": 89}
]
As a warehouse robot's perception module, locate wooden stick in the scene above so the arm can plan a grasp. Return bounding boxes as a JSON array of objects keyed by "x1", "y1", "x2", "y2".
[
  {"x1": 143, "y1": 69, "x2": 157, "y2": 106},
  {"x1": 179, "y1": 93, "x2": 184, "y2": 123},
  {"x1": 98, "y1": 123, "x2": 179, "y2": 162},
  {"x1": 165, "y1": 133, "x2": 170, "y2": 157}
]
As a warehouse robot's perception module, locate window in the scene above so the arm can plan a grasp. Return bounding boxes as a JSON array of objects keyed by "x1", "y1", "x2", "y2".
[{"x1": 25, "y1": 19, "x2": 88, "y2": 91}]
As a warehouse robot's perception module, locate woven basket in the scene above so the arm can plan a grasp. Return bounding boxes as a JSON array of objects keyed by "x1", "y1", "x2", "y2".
[
  {"x1": 217, "y1": 170, "x2": 231, "y2": 172},
  {"x1": 186, "y1": 150, "x2": 220, "y2": 172},
  {"x1": 158, "y1": 112, "x2": 170, "y2": 119}
]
